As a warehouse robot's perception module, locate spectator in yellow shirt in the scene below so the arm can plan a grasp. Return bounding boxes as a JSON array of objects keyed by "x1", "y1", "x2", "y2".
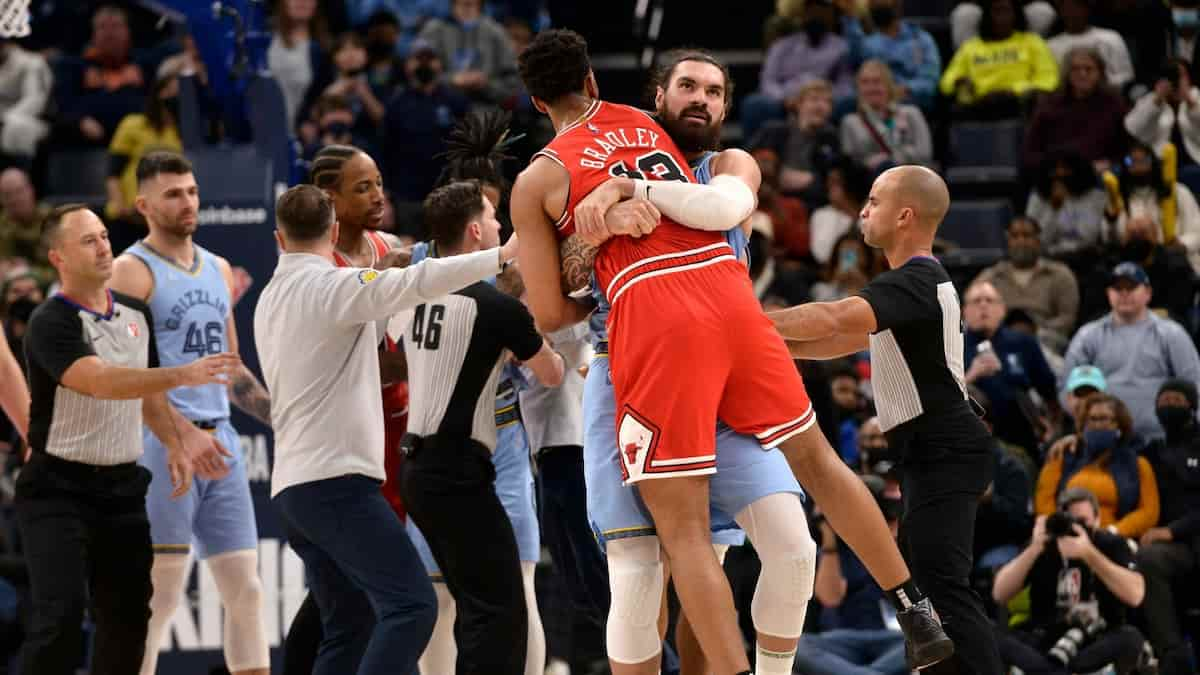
[
  {"x1": 1036, "y1": 392, "x2": 1160, "y2": 539},
  {"x1": 940, "y1": 0, "x2": 1060, "y2": 119},
  {"x1": 104, "y1": 74, "x2": 183, "y2": 254}
]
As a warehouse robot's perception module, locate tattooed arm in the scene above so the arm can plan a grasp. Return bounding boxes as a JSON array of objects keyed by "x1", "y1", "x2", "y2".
[
  {"x1": 217, "y1": 256, "x2": 273, "y2": 427},
  {"x1": 559, "y1": 234, "x2": 597, "y2": 294}
]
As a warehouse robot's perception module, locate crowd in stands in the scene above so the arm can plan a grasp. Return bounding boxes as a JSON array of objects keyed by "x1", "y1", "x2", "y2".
[{"x1": 0, "y1": 0, "x2": 1198, "y2": 673}]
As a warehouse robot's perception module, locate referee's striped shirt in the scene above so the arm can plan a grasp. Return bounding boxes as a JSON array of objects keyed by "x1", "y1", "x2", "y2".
[
  {"x1": 24, "y1": 290, "x2": 157, "y2": 466},
  {"x1": 857, "y1": 257, "x2": 970, "y2": 434},
  {"x1": 402, "y1": 281, "x2": 543, "y2": 452}
]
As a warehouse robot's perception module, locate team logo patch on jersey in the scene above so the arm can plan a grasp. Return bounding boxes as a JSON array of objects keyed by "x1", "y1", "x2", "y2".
[
  {"x1": 127, "y1": 322, "x2": 139, "y2": 338},
  {"x1": 357, "y1": 269, "x2": 379, "y2": 285},
  {"x1": 587, "y1": 122, "x2": 599, "y2": 133},
  {"x1": 618, "y1": 406, "x2": 660, "y2": 475}
]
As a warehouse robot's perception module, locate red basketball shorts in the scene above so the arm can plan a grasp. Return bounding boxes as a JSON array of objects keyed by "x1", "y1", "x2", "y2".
[{"x1": 605, "y1": 257, "x2": 816, "y2": 484}]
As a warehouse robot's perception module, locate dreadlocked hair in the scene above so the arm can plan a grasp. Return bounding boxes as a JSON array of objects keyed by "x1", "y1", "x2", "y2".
[
  {"x1": 436, "y1": 110, "x2": 520, "y2": 195},
  {"x1": 309, "y1": 144, "x2": 363, "y2": 190}
]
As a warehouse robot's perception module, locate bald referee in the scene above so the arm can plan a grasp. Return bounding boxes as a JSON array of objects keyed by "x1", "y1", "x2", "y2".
[
  {"x1": 254, "y1": 185, "x2": 519, "y2": 675},
  {"x1": 20, "y1": 205, "x2": 237, "y2": 675},
  {"x1": 770, "y1": 165, "x2": 1003, "y2": 675}
]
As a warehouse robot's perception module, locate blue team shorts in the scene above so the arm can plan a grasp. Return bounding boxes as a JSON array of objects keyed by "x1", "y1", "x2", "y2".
[
  {"x1": 141, "y1": 419, "x2": 258, "y2": 559},
  {"x1": 584, "y1": 354, "x2": 804, "y2": 550}
]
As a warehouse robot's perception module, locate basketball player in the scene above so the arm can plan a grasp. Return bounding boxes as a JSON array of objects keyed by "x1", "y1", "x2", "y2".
[
  {"x1": 513, "y1": 30, "x2": 950, "y2": 674},
  {"x1": 109, "y1": 151, "x2": 271, "y2": 675},
  {"x1": 549, "y1": 50, "x2": 816, "y2": 675}
]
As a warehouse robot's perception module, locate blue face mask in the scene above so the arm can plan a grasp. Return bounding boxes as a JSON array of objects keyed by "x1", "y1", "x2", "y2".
[
  {"x1": 1083, "y1": 428, "x2": 1120, "y2": 453},
  {"x1": 1174, "y1": 8, "x2": 1200, "y2": 28}
]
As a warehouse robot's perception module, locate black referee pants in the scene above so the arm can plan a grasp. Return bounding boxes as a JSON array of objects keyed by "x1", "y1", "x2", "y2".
[
  {"x1": 15, "y1": 452, "x2": 153, "y2": 675},
  {"x1": 895, "y1": 408, "x2": 1005, "y2": 675},
  {"x1": 399, "y1": 434, "x2": 527, "y2": 675}
]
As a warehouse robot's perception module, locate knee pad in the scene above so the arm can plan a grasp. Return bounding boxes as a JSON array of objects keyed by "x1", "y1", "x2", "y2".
[
  {"x1": 207, "y1": 550, "x2": 269, "y2": 671},
  {"x1": 142, "y1": 554, "x2": 192, "y2": 675},
  {"x1": 605, "y1": 536, "x2": 665, "y2": 664},
  {"x1": 737, "y1": 493, "x2": 817, "y2": 640}
]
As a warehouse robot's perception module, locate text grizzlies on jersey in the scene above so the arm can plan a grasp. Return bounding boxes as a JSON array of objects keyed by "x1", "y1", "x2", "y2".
[
  {"x1": 580, "y1": 128, "x2": 662, "y2": 169},
  {"x1": 164, "y1": 289, "x2": 229, "y2": 331}
]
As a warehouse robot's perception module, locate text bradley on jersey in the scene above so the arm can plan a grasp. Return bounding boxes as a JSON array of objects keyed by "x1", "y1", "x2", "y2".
[{"x1": 580, "y1": 127, "x2": 663, "y2": 169}]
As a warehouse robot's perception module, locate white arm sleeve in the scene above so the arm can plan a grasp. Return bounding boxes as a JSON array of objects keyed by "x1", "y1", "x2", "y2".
[
  {"x1": 331, "y1": 248, "x2": 502, "y2": 326},
  {"x1": 633, "y1": 174, "x2": 755, "y2": 232}
]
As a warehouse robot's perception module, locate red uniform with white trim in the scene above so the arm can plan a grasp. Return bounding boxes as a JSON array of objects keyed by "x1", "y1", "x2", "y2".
[
  {"x1": 333, "y1": 231, "x2": 409, "y2": 518},
  {"x1": 534, "y1": 101, "x2": 815, "y2": 483}
]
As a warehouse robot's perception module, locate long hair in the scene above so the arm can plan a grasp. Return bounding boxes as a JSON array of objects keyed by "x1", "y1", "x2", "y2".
[
  {"x1": 1034, "y1": 150, "x2": 1099, "y2": 199},
  {"x1": 272, "y1": 0, "x2": 331, "y2": 51},
  {"x1": 1119, "y1": 141, "x2": 1172, "y2": 203},
  {"x1": 144, "y1": 76, "x2": 176, "y2": 133},
  {"x1": 1056, "y1": 46, "x2": 1113, "y2": 99}
]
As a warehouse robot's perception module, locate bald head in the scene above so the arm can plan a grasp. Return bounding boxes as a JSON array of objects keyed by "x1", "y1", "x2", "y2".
[{"x1": 882, "y1": 165, "x2": 949, "y2": 234}]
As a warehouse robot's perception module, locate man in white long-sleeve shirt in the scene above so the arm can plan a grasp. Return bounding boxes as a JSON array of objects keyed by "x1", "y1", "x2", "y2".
[{"x1": 253, "y1": 184, "x2": 518, "y2": 675}]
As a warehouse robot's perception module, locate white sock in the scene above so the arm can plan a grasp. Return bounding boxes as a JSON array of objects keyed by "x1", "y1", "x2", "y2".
[{"x1": 756, "y1": 643, "x2": 797, "y2": 675}]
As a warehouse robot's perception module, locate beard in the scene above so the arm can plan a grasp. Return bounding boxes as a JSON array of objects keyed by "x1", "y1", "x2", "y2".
[{"x1": 658, "y1": 104, "x2": 721, "y2": 154}]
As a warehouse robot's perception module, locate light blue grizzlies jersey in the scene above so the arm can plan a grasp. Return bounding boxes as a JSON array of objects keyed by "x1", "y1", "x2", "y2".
[
  {"x1": 587, "y1": 150, "x2": 748, "y2": 346},
  {"x1": 126, "y1": 242, "x2": 231, "y2": 420}
]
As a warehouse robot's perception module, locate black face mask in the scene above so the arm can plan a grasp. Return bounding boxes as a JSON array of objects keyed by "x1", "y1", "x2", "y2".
[
  {"x1": 162, "y1": 96, "x2": 180, "y2": 120},
  {"x1": 413, "y1": 64, "x2": 437, "y2": 86},
  {"x1": 1122, "y1": 237, "x2": 1154, "y2": 262},
  {"x1": 1157, "y1": 405, "x2": 1195, "y2": 439},
  {"x1": 804, "y1": 18, "x2": 828, "y2": 43},
  {"x1": 869, "y1": 6, "x2": 897, "y2": 26},
  {"x1": 367, "y1": 42, "x2": 394, "y2": 63}
]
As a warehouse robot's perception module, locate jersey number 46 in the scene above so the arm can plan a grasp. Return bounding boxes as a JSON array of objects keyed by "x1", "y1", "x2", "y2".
[{"x1": 412, "y1": 304, "x2": 445, "y2": 350}]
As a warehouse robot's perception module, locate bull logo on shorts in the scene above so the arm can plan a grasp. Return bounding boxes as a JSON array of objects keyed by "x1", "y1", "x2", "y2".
[{"x1": 618, "y1": 407, "x2": 660, "y2": 481}]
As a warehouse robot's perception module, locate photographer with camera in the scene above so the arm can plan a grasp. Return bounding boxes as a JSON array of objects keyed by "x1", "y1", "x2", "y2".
[
  {"x1": 992, "y1": 487, "x2": 1146, "y2": 674},
  {"x1": 1124, "y1": 58, "x2": 1200, "y2": 175}
]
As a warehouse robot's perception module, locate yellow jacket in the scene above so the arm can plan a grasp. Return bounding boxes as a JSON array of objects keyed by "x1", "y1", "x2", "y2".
[{"x1": 939, "y1": 32, "x2": 1060, "y2": 104}]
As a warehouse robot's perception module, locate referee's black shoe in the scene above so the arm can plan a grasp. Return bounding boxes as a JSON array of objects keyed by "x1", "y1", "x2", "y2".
[{"x1": 897, "y1": 598, "x2": 955, "y2": 670}]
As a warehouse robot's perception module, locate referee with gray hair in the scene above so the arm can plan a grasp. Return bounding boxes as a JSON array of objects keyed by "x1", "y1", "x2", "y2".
[
  {"x1": 20, "y1": 205, "x2": 238, "y2": 675},
  {"x1": 255, "y1": 184, "x2": 520, "y2": 675}
]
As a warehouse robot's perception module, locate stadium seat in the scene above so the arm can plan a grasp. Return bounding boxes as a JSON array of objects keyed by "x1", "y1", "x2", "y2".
[
  {"x1": 44, "y1": 148, "x2": 109, "y2": 207},
  {"x1": 938, "y1": 199, "x2": 1012, "y2": 267},
  {"x1": 946, "y1": 120, "x2": 1024, "y2": 189}
]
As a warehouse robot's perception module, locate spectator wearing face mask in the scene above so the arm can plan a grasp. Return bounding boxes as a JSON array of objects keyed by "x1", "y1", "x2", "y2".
[
  {"x1": 968, "y1": 385, "x2": 1034, "y2": 576},
  {"x1": 976, "y1": 216, "x2": 1081, "y2": 353},
  {"x1": 1137, "y1": 378, "x2": 1200, "y2": 675},
  {"x1": 1037, "y1": 393, "x2": 1160, "y2": 539},
  {"x1": 416, "y1": 0, "x2": 520, "y2": 106},
  {"x1": 839, "y1": 0, "x2": 941, "y2": 114},
  {"x1": 1061, "y1": 365, "x2": 1108, "y2": 436},
  {"x1": 382, "y1": 39, "x2": 469, "y2": 206},
  {"x1": 741, "y1": 0, "x2": 854, "y2": 140}
]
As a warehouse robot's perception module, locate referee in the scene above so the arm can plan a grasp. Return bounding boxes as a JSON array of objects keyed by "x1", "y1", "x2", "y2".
[
  {"x1": 20, "y1": 205, "x2": 237, "y2": 675},
  {"x1": 770, "y1": 165, "x2": 1003, "y2": 675},
  {"x1": 255, "y1": 184, "x2": 518, "y2": 675},
  {"x1": 397, "y1": 180, "x2": 565, "y2": 675}
]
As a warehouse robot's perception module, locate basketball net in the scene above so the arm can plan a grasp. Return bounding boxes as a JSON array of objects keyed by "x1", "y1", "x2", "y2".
[{"x1": 0, "y1": 0, "x2": 30, "y2": 38}]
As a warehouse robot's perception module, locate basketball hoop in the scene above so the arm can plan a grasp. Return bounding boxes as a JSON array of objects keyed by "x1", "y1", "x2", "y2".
[{"x1": 0, "y1": 0, "x2": 30, "y2": 38}]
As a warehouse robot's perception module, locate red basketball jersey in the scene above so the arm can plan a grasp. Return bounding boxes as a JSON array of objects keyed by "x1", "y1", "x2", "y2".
[{"x1": 533, "y1": 100, "x2": 737, "y2": 302}]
